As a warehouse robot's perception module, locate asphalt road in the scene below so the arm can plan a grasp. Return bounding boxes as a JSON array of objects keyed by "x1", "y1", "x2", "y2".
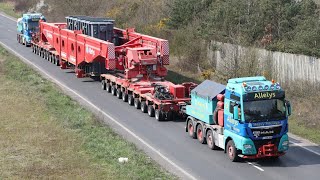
[{"x1": 1, "y1": 13, "x2": 320, "y2": 180}]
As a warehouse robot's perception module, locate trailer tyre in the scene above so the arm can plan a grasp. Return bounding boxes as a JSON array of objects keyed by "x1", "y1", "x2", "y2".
[
  {"x1": 141, "y1": 102, "x2": 147, "y2": 113},
  {"x1": 101, "y1": 80, "x2": 106, "y2": 90},
  {"x1": 111, "y1": 86, "x2": 117, "y2": 96},
  {"x1": 206, "y1": 129, "x2": 218, "y2": 150},
  {"x1": 134, "y1": 98, "x2": 141, "y2": 109},
  {"x1": 128, "y1": 95, "x2": 134, "y2": 106},
  {"x1": 106, "y1": 83, "x2": 111, "y2": 93},
  {"x1": 155, "y1": 109, "x2": 164, "y2": 121},
  {"x1": 122, "y1": 93, "x2": 128, "y2": 102},
  {"x1": 196, "y1": 124, "x2": 206, "y2": 144},
  {"x1": 226, "y1": 140, "x2": 240, "y2": 162},
  {"x1": 116, "y1": 89, "x2": 122, "y2": 99},
  {"x1": 148, "y1": 105, "x2": 155, "y2": 117}
]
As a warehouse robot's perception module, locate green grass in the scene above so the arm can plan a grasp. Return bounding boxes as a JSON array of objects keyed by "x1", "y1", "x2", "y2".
[
  {"x1": 0, "y1": 46, "x2": 176, "y2": 179},
  {"x1": 0, "y1": 2, "x2": 21, "y2": 18}
]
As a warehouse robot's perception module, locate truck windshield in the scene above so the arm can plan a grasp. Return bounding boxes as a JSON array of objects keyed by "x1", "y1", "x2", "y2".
[
  {"x1": 27, "y1": 21, "x2": 39, "y2": 31},
  {"x1": 244, "y1": 99, "x2": 286, "y2": 122}
]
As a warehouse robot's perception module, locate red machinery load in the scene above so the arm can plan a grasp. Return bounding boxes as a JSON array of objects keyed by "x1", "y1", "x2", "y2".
[{"x1": 31, "y1": 16, "x2": 197, "y2": 121}]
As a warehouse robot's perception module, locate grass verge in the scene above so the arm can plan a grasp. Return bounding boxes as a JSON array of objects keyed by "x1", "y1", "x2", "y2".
[
  {"x1": 0, "y1": 45, "x2": 176, "y2": 179},
  {"x1": 0, "y1": 1, "x2": 21, "y2": 18}
]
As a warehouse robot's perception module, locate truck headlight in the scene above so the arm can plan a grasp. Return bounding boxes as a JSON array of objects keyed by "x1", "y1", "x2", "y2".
[
  {"x1": 282, "y1": 140, "x2": 289, "y2": 147},
  {"x1": 243, "y1": 144, "x2": 252, "y2": 149}
]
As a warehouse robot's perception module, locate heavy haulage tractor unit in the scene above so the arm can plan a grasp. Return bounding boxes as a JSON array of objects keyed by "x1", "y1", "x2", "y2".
[
  {"x1": 185, "y1": 77, "x2": 292, "y2": 161},
  {"x1": 16, "y1": 13, "x2": 45, "y2": 46},
  {"x1": 16, "y1": 13, "x2": 292, "y2": 162}
]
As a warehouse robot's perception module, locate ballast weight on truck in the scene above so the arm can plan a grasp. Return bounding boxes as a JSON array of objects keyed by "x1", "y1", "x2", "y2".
[{"x1": 16, "y1": 13, "x2": 292, "y2": 161}]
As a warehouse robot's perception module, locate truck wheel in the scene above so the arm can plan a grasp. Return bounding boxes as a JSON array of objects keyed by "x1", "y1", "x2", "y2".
[
  {"x1": 187, "y1": 119, "x2": 196, "y2": 139},
  {"x1": 111, "y1": 85, "x2": 117, "y2": 96},
  {"x1": 106, "y1": 83, "x2": 111, "y2": 93},
  {"x1": 116, "y1": 88, "x2": 122, "y2": 99},
  {"x1": 206, "y1": 129, "x2": 218, "y2": 150},
  {"x1": 196, "y1": 124, "x2": 206, "y2": 144},
  {"x1": 155, "y1": 109, "x2": 164, "y2": 121},
  {"x1": 101, "y1": 80, "x2": 106, "y2": 90},
  {"x1": 128, "y1": 95, "x2": 134, "y2": 106},
  {"x1": 122, "y1": 93, "x2": 128, "y2": 102},
  {"x1": 148, "y1": 105, "x2": 155, "y2": 117},
  {"x1": 226, "y1": 140, "x2": 240, "y2": 162},
  {"x1": 134, "y1": 98, "x2": 141, "y2": 109},
  {"x1": 141, "y1": 102, "x2": 147, "y2": 113}
]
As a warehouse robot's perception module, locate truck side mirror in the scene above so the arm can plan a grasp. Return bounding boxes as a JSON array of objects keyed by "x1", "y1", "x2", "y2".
[
  {"x1": 233, "y1": 105, "x2": 239, "y2": 120},
  {"x1": 285, "y1": 100, "x2": 291, "y2": 116}
]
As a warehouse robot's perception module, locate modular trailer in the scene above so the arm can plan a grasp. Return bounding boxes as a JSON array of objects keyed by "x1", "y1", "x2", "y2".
[{"x1": 17, "y1": 14, "x2": 292, "y2": 161}]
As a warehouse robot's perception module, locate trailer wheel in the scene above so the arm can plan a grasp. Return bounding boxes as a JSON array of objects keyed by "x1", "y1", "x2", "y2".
[
  {"x1": 206, "y1": 129, "x2": 218, "y2": 150},
  {"x1": 128, "y1": 95, "x2": 134, "y2": 106},
  {"x1": 41, "y1": 50, "x2": 45, "y2": 58},
  {"x1": 116, "y1": 88, "x2": 122, "y2": 99},
  {"x1": 187, "y1": 119, "x2": 196, "y2": 139},
  {"x1": 54, "y1": 56, "x2": 60, "y2": 66},
  {"x1": 111, "y1": 85, "x2": 117, "y2": 96},
  {"x1": 134, "y1": 98, "x2": 141, "y2": 109},
  {"x1": 148, "y1": 105, "x2": 155, "y2": 117},
  {"x1": 141, "y1": 102, "x2": 147, "y2": 113},
  {"x1": 101, "y1": 80, "x2": 106, "y2": 90},
  {"x1": 167, "y1": 112, "x2": 175, "y2": 121},
  {"x1": 226, "y1": 140, "x2": 240, "y2": 162},
  {"x1": 155, "y1": 109, "x2": 164, "y2": 121},
  {"x1": 196, "y1": 124, "x2": 206, "y2": 144},
  {"x1": 122, "y1": 93, "x2": 128, "y2": 102},
  {"x1": 106, "y1": 83, "x2": 111, "y2": 93}
]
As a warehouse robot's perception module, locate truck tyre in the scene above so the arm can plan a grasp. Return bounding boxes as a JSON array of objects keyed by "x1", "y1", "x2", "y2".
[
  {"x1": 116, "y1": 88, "x2": 122, "y2": 99},
  {"x1": 101, "y1": 80, "x2": 106, "y2": 90},
  {"x1": 206, "y1": 129, "x2": 218, "y2": 150},
  {"x1": 106, "y1": 83, "x2": 111, "y2": 93},
  {"x1": 155, "y1": 109, "x2": 164, "y2": 121},
  {"x1": 196, "y1": 124, "x2": 206, "y2": 144},
  {"x1": 134, "y1": 98, "x2": 141, "y2": 109},
  {"x1": 226, "y1": 140, "x2": 240, "y2": 162},
  {"x1": 128, "y1": 95, "x2": 134, "y2": 106},
  {"x1": 122, "y1": 93, "x2": 128, "y2": 102},
  {"x1": 187, "y1": 118, "x2": 196, "y2": 139},
  {"x1": 141, "y1": 101, "x2": 147, "y2": 113},
  {"x1": 111, "y1": 85, "x2": 117, "y2": 96},
  {"x1": 148, "y1": 105, "x2": 155, "y2": 117}
]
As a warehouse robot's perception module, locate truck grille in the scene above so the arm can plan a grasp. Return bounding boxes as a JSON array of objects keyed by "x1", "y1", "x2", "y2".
[
  {"x1": 250, "y1": 126, "x2": 282, "y2": 138},
  {"x1": 253, "y1": 138, "x2": 281, "y2": 150}
]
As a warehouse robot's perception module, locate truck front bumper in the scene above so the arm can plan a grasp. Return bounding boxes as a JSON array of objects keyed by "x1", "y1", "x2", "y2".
[{"x1": 241, "y1": 143, "x2": 285, "y2": 159}]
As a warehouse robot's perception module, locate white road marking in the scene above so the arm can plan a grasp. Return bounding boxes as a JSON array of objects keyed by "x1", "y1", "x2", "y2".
[
  {"x1": 247, "y1": 162, "x2": 264, "y2": 172},
  {"x1": 289, "y1": 142, "x2": 320, "y2": 156},
  {"x1": 0, "y1": 41, "x2": 198, "y2": 180}
]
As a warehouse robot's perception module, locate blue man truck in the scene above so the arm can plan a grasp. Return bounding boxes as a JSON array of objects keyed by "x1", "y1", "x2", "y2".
[
  {"x1": 185, "y1": 76, "x2": 291, "y2": 161},
  {"x1": 16, "y1": 13, "x2": 45, "y2": 46}
]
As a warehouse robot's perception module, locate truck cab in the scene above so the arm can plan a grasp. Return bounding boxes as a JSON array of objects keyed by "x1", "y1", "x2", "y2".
[
  {"x1": 224, "y1": 76, "x2": 291, "y2": 160},
  {"x1": 186, "y1": 76, "x2": 291, "y2": 161},
  {"x1": 17, "y1": 13, "x2": 45, "y2": 46}
]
